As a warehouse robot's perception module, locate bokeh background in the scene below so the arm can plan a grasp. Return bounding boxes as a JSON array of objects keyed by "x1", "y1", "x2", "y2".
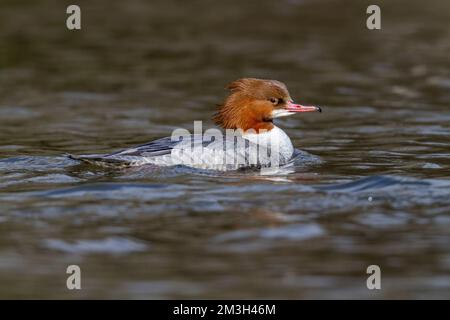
[{"x1": 0, "y1": 0, "x2": 449, "y2": 298}]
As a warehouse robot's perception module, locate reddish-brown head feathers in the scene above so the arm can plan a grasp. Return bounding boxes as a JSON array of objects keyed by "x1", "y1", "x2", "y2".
[{"x1": 213, "y1": 78, "x2": 292, "y2": 132}]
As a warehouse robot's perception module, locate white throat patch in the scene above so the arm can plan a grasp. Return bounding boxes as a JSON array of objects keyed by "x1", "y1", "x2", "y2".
[{"x1": 271, "y1": 109, "x2": 295, "y2": 118}]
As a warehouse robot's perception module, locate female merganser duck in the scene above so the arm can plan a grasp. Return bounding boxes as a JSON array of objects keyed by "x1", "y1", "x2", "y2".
[{"x1": 70, "y1": 78, "x2": 321, "y2": 171}]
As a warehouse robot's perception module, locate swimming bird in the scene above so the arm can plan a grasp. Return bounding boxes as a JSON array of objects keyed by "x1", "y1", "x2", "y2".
[{"x1": 69, "y1": 78, "x2": 321, "y2": 171}]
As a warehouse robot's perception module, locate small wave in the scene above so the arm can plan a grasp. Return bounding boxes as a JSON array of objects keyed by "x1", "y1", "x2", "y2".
[
  {"x1": 215, "y1": 223, "x2": 325, "y2": 242},
  {"x1": 43, "y1": 237, "x2": 148, "y2": 254},
  {"x1": 211, "y1": 223, "x2": 325, "y2": 253},
  {"x1": 291, "y1": 148, "x2": 323, "y2": 167},
  {"x1": 39, "y1": 182, "x2": 186, "y2": 201},
  {"x1": 0, "y1": 156, "x2": 71, "y2": 171},
  {"x1": 318, "y1": 175, "x2": 430, "y2": 192}
]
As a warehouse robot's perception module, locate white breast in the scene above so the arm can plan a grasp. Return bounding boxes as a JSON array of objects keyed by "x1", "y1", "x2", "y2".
[{"x1": 242, "y1": 126, "x2": 294, "y2": 163}]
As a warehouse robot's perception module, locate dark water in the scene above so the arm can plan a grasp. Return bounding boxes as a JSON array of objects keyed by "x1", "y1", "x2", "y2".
[{"x1": 0, "y1": 0, "x2": 449, "y2": 298}]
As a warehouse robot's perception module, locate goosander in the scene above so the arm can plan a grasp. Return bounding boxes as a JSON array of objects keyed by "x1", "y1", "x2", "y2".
[{"x1": 70, "y1": 78, "x2": 321, "y2": 171}]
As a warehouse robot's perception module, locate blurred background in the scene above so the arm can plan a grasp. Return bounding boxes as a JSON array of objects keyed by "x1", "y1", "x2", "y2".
[{"x1": 0, "y1": 0, "x2": 449, "y2": 298}]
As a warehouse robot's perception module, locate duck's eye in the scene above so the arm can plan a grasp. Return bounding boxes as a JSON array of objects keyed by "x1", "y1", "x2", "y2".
[{"x1": 269, "y1": 97, "x2": 279, "y2": 105}]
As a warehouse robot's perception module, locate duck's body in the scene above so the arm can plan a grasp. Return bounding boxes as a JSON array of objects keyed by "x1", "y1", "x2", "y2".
[
  {"x1": 71, "y1": 126, "x2": 294, "y2": 170},
  {"x1": 70, "y1": 78, "x2": 321, "y2": 171}
]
